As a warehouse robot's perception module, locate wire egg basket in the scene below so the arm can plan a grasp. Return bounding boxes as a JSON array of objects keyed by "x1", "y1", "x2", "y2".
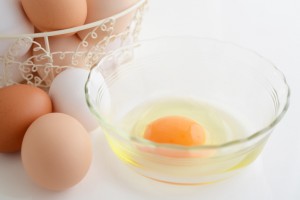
[{"x1": 0, "y1": 0, "x2": 147, "y2": 89}]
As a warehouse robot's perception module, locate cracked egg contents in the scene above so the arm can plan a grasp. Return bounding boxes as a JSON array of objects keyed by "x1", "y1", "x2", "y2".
[
  {"x1": 101, "y1": 98, "x2": 253, "y2": 183},
  {"x1": 110, "y1": 98, "x2": 248, "y2": 159}
]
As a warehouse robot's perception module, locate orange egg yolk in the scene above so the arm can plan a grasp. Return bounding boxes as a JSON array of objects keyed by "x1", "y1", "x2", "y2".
[{"x1": 144, "y1": 116, "x2": 206, "y2": 146}]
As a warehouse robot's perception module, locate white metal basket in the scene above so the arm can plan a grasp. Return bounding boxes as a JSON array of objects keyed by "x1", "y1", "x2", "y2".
[{"x1": 0, "y1": 0, "x2": 147, "y2": 88}]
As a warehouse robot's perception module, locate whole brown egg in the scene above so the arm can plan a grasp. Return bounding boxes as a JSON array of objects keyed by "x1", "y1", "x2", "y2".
[
  {"x1": 21, "y1": 113, "x2": 92, "y2": 191},
  {"x1": 21, "y1": 0, "x2": 87, "y2": 33},
  {"x1": 0, "y1": 84, "x2": 52, "y2": 153}
]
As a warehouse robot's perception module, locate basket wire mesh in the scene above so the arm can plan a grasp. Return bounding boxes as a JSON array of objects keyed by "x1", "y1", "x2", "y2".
[{"x1": 0, "y1": 0, "x2": 148, "y2": 88}]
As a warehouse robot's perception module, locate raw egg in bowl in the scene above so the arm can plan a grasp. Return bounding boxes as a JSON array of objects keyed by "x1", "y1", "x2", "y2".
[{"x1": 85, "y1": 37, "x2": 290, "y2": 185}]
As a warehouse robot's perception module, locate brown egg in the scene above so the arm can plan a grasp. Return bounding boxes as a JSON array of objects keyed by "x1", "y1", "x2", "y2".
[
  {"x1": 77, "y1": 0, "x2": 139, "y2": 45},
  {"x1": 33, "y1": 35, "x2": 87, "y2": 85},
  {"x1": 21, "y1": 0, "x2": 87, "y2": 33},
  {"x1": 0, "y1": 84, "x2": 52, "y2": 153},
  {"x1": 21, "y1": 113, "x2": 92, "y2": 191}
]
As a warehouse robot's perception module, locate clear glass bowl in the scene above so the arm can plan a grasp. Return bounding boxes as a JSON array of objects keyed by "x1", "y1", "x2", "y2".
[{"x1": 85, "y1": 37, "x2": 290, "y2": 185}]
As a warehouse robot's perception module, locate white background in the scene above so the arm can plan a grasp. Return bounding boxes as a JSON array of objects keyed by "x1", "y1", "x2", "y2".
[{"x1": 1, "y1": 0, "x2": 299, "y2": 200}]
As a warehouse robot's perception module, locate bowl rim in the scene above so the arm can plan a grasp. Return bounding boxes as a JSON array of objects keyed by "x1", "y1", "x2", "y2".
[
  {"x1": 85, "y1": 36, "x2": 291, "y2": 150},
  {"x1": 0, "y1": 0, "x2": 147, "y2": 39}
]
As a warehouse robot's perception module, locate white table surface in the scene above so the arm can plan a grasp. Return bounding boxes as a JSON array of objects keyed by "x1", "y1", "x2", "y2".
[{"x1": 1, "y1": 0, "x2": 299, "y2": 199}]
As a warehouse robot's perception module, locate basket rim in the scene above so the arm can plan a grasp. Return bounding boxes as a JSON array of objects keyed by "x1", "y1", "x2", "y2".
[{"x1": 0, "y1": 0, "x2": 146, "y2": 39}]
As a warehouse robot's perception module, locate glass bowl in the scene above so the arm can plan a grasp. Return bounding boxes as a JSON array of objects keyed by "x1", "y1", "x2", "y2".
[{"x1": 85, "y1": 37, "x2": 290, "y2": 185}]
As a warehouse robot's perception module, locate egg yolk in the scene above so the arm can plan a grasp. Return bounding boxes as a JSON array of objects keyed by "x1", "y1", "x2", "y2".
[{"x1": 144, "y1": 116, "x2": 206, "y2": 146}]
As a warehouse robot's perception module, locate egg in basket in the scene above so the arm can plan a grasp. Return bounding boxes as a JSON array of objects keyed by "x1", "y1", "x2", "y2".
[{"x1": 0, "y1": 0, "x2": 147, "y2": 88}]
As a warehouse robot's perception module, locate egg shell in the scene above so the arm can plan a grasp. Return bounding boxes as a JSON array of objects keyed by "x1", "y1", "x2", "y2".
[
  {"x1": 49, "y1": 68, "x2": 110, "y2": 132},
  {"x1": 0, "y1": 84, "x2": 52, "y2": 153},
  {"x1": 77, "y1": 0, "x2": 139, "y2": 45},
  {"x1": 21, "y1": 0, "x2": 87, "y2": 33},
  {"x1": 21, "y1": 113, "x2": 93, "y2": 191},
  {"x1": 0, "y1": 0, "x2": 34, "y2": 84},
  {"x1": 33, "y1": 35, "x2": 87, "y2": 85}
]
